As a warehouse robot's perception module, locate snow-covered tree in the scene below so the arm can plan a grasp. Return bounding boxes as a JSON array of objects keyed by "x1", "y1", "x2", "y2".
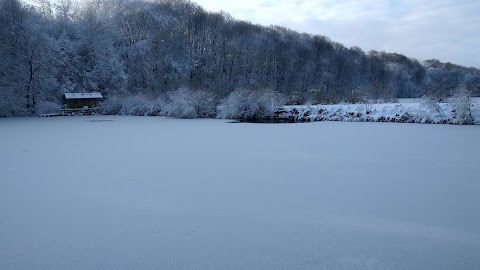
[{"x1": 451, "y1": 88, "x2": 474, "y2": 125}]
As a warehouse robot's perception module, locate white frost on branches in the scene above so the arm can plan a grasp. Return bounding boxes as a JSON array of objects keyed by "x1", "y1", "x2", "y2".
[
  {"x1": 217, "y1": 89, "x2": 285, "y2": 119},
  {"x1": 451, "y1": 88, "x2": 474, "y2": 125}
]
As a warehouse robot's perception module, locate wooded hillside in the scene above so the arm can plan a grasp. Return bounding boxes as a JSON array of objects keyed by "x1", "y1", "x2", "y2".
[{"x1": 1, "y1": 0, "x2": 479, "y2": 116}]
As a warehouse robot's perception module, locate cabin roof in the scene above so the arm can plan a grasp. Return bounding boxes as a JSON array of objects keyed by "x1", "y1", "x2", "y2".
[{"x1": 64, "y1": 92, "x2": 103, "y2": 99}]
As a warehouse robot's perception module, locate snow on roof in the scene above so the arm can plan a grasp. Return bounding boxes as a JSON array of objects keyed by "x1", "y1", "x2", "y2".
[{"x1": 64, "y1": 92, "x2": 103, "y2": 99}]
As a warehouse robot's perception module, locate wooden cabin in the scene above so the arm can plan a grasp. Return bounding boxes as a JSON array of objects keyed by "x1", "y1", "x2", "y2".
[{"x1": 63, "y1": 92, "x2": 103, "y2": 109}]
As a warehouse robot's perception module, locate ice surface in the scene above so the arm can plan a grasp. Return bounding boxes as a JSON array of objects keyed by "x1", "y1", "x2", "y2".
[{"x1": 1, "y1": 116, "x2": 479, "y2": 269}]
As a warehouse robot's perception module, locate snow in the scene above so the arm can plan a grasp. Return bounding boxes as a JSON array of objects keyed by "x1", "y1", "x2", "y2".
[
  {"x1": 64, "y1": 92, "x2": 103, "y2": 99},
  {"x1": 276, "y1": 98, "x2": 480, "y2": 125},
  {"x1": 1, "y1": 116, "x2": 479, "y2": 269}
]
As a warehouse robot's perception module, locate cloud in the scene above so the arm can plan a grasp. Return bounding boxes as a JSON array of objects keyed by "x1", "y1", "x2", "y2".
[{"x1": 194, "y1": 0, "x2": 480, "y2": 67}]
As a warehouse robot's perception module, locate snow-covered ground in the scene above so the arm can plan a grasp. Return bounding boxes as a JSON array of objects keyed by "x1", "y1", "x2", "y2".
[
  {"x1": 1, "y1": 116, "x2": 479, "y2": 270},
  {"x1": 275, "y1": 98, "x2": 480, "y2": 125}
]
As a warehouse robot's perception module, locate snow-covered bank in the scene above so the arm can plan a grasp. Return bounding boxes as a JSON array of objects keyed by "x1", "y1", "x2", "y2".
[
  {"x1": 95, "y1": 93, "x2": 480, "y2": 125},
  {"x1": 274, "y1": 99, "x2": 480, "y2": 125}
]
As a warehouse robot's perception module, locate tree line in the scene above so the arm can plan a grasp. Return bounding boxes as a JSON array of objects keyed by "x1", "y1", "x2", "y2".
[{"x1": 1, "y1": 0, "x2": 479, "y2": 117}]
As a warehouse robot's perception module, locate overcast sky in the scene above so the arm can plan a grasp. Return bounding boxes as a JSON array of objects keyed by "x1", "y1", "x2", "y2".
[{"x1": 194, "y1": 0, "x2": 480, "y2": 68}]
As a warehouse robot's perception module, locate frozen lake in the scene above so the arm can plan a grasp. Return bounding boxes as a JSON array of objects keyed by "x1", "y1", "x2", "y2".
[{"x1": 1, "y1": 116, "x2": 479, "y2": 269}]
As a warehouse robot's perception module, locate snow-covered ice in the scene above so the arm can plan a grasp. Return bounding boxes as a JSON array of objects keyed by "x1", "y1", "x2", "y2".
[{"x1": 1, "y1": 116, "x2": 479, "y2": 269}]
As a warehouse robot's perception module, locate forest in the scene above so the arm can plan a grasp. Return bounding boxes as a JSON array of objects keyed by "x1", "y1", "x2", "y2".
[{"x1": 1, "y1": 0, "x2": 480, "y2": 117}]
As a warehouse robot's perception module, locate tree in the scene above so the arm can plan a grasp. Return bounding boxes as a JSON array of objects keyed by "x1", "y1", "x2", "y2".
[
  {"x1": 452, "y1": 88, "x2": 474, "y2": 125},
  {"x1": 465, "y1": 75, "x2": 480, "y2": 96},
  {"x1": 0, "y1": 0, "x2": 29, "y2": 115}
]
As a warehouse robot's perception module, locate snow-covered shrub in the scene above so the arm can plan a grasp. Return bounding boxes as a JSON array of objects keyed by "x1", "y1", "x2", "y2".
[
  {"x1": 257, "y1": 90, "x2": 287, "y2": 116},
  {"x1": 345, "y1": 87, "x2": 367, "y2": 104},
  {"x1": 100, "y1": 95, "x2": 124, "y2": 115},
  {"x1": 217, "y1": 89, "x2": 258, "y2": 119},
  {"x1": 119, "y1": 95, "x2": 156, "y2": 116},
  {"x1": 146, "y1": 97, "x2": 166, "y2": 116},
  {"x1": 0, "y1": 100, "x2": 27, "y2": 117},
  {"x1": 101, "y1": 95, "x2": 165, "y2": 116},
  {"x1": 421, "y1": 96, "x2": 443, "y2": 118},
  {"x1": 307, "y1": 88, "x2": 337, "y2": 104},
  {"x1": 35, "y1": 101, "x2": 61, "y2": 115},
  {"x1": 451, "y1": 89, "x2": 474, "y2": 125},
  {"x1": 0, "y1": 87, "x2": 27, "y2": 117},
  {"x1": 217, "y1": 89, "x2": 285, "y2": 119},
  {"x1": 164, "y1": 88, "x2": 216, "y2": 118}
]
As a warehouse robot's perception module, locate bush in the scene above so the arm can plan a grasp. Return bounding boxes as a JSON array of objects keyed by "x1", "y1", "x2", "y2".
[
  {"x1": 164, "y1": 88, "x2": 216, "y2": 118},
  {"x1": 217, "y1": 89, "x2": 285, "y2": 119},
  {"x1": 35, "y1": 101, "x2": 61, "y2": 115},
  {"x1": 100, "y1": 95, "x2": 124, "y2": 115},
  {"x1": 0, "y1": 88, "x2": 27, "y2": 117},
  {"x1": 101, "y1": 95, "x2": 165, "y2": 116},
  {"x1": 119, "y1": 95, "x2": 158, "y2": 116}
]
